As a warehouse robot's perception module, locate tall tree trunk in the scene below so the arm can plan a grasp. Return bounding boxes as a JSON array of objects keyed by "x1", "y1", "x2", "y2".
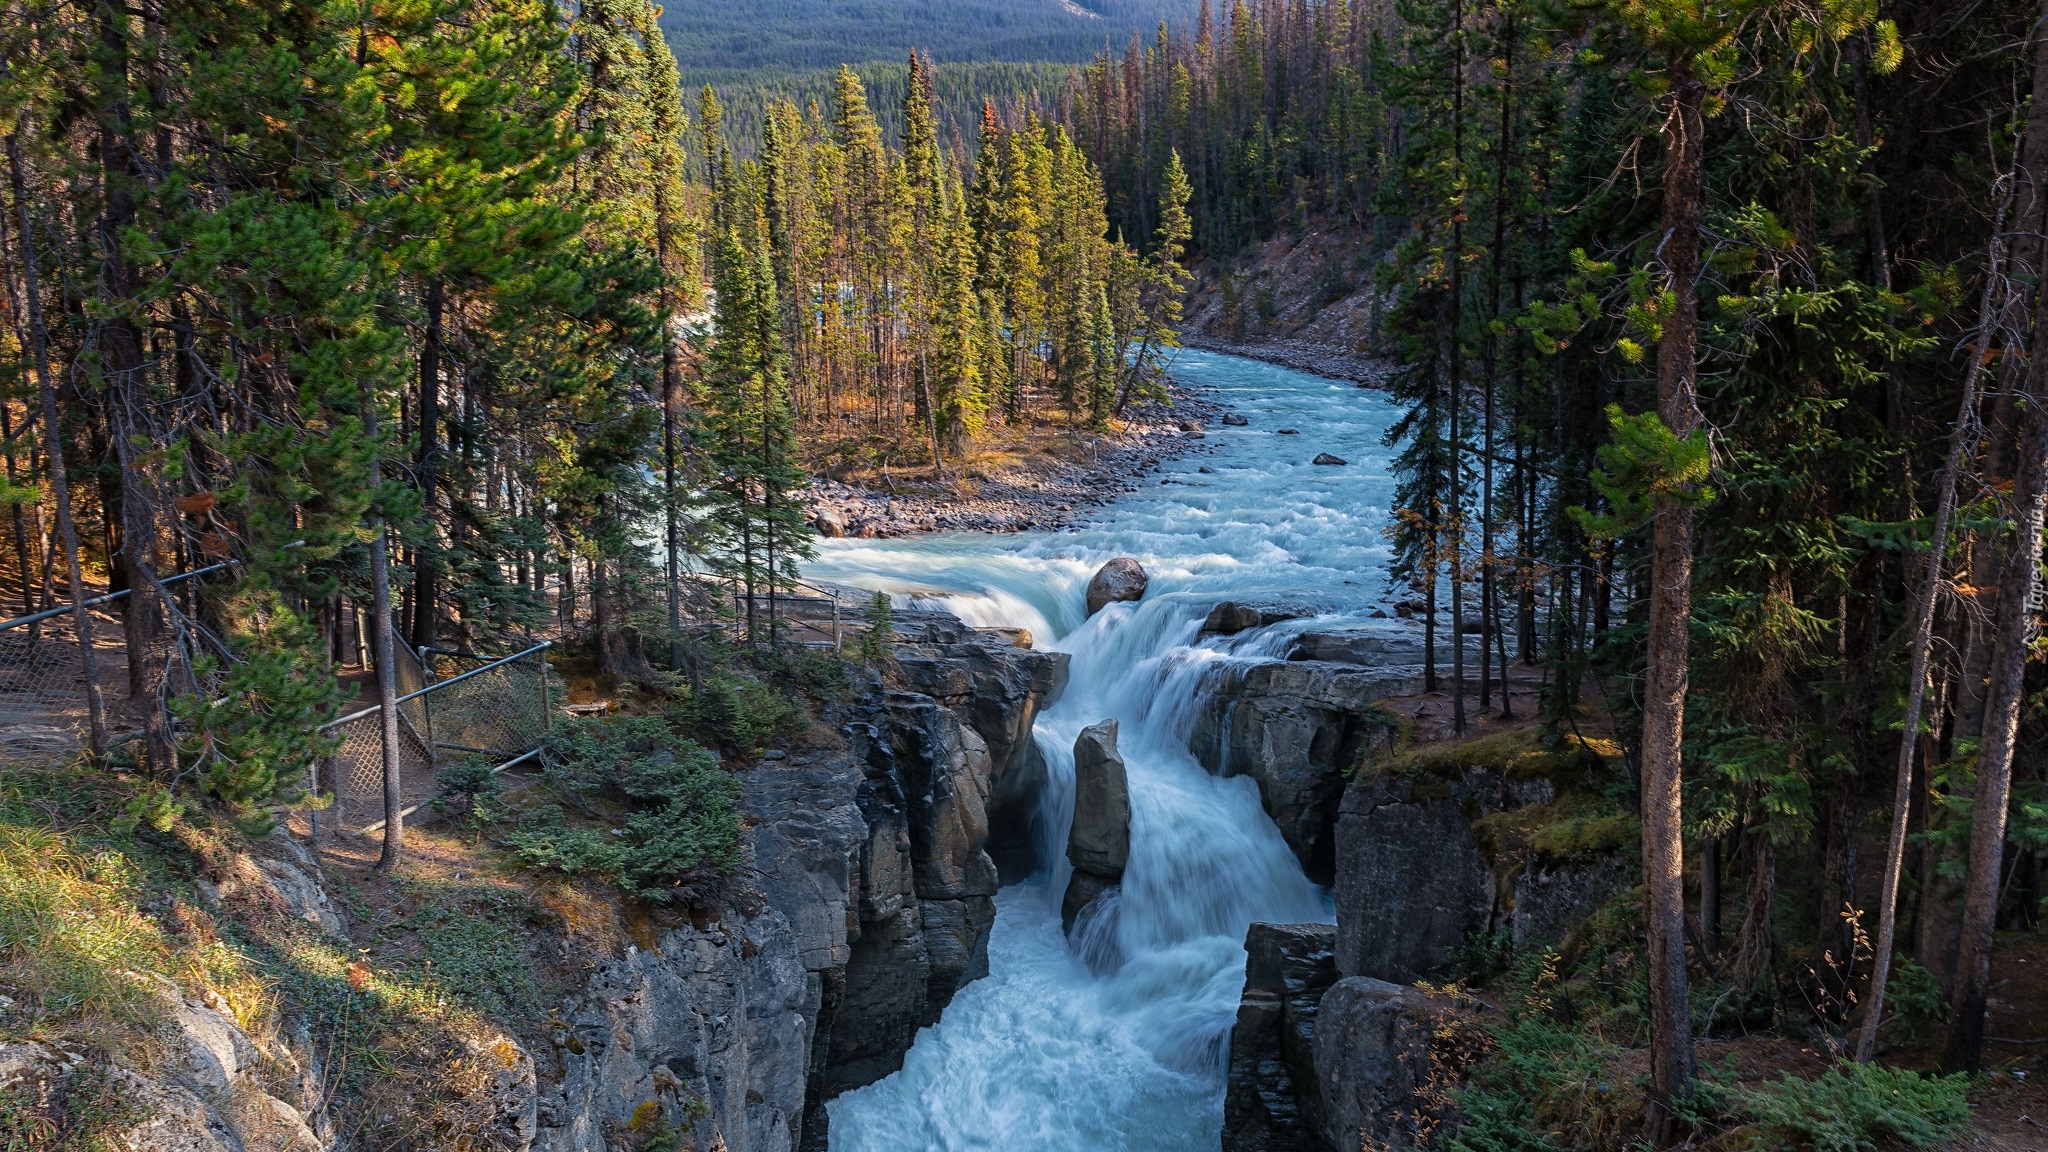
[
  {"x1": 1942, "y1": 3, "x2": 2048, "y2": 1071},
  {"x1": 1642, "y1": 58, "x2": 1703, "y2": 1142},
  {"x1": 1447, "y1": 0, "x2": 1467, "y2": 734},
  {"x1": 364, "y1": 388, "x2": 405, "y2": 871},
  {"x1": 411, "y1": 277, "x2": 442, "y2": 650},
  {"x1": 1481, "y1": 7, "x2": 1513, "y2": 716},
  {"x1": 9, "y1": 134, "x2": 107, "y2": 757},
  {"x1": 1855, "y1": 163, "x2": 2016, "y2": 1064},
  {"x1": 92, "y1": 3, "x2": 174, "y2": 772}
]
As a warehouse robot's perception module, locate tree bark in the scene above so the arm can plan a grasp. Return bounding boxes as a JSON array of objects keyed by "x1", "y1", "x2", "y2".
[
  {"x1": 1447, "y1": 0, "x2": 1467, "y2": 734},
  {"x1": 1855, "y1": 161, "x2": 2018, "y2": 1064},
  {"x1": 1642, "y1": 59, "x2": 1703, "y2": 1143},
  {"x1": 363, "y1": 389, "x2": 405, "y2": 871},
  {"x1": 410, "y1": 277, "x2": 442, "y2": 650},
  {"x1": 1941, "y1": 0, "x2": 2048, "y2": 1071}
]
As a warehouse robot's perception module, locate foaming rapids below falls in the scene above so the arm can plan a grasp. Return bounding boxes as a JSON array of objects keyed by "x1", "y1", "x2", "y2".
[{"x1": 806, "y1": 352, "x2": 1407, "y2": 1152}]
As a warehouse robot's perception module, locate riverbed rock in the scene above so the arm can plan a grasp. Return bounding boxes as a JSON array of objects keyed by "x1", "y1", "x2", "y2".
[
  {"x1": 814, "y1": 506, "x2": 847, "y2": 538},
  {"x1": 1311, "y1": 453, "x2": 1346, "y2": 466},
  {"x1": 1063, "y1": 720, "x2": 1130, "y2": 930},
  {"x1": 1085, "y1": 558, "x2": 1150, "y2": 616},
  {"x1": 1221, "y1": 923, "x2": 1341, "y2": 1152},
  {"x1": 1222, "y1": 412, "x2": 1250, "y2": 426},
  {"x1": 1282, "y1": 628, "x2": 1425, "y2": 666},
  {"x1": 1201, "y1": 601, "x2": 1314, "y2": 636},
  {"x1": 1187, "y1": 661, "x2": 1419, "y2": 884}
]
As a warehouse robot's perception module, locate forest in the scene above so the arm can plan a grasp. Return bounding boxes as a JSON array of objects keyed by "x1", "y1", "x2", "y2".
[
  {"x1": 0, "y1": 0, "x2": 1185, "y2": 833},
  {"x1": 1066, "y1": 0, "x2": 2048, "y2": 1125}
]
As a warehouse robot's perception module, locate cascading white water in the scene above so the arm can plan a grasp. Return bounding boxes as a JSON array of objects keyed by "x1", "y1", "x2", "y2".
[{"x1": 807, "y1": 352, "x2": 1408, "y2": 1152}]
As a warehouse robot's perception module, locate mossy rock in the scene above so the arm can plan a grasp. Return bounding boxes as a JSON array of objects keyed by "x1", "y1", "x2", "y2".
[{"x1": 1369, "y1": 728, "x2": 1617, "y2": 796}]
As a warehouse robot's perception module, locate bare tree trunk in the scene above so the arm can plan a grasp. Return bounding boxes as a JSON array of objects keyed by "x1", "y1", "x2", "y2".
[
  {"x1": 1944, "y1": 312, "x2": 2048, "y2": 1076},
  {"x1": 1855, "y1": 163, "x2": 2017, "y2": 1064},
  {"x1": 1643, "y1": 60, "x2": 1704, "y2": 1143},
  {"x1": 1447, "y1": 0, "x2": 1467, "y2": 734},
  {"x1": 363, "y1": 389, "x2": 405, "y2": 872},
  {"x1": 411, "y1": 277, "x2": 442, "y2": 650},
  {"x1": 8, "y1": 134, "x2": 106, "y2": 758}
]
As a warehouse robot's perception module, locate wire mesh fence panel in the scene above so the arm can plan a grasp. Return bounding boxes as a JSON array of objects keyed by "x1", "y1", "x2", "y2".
[
  {"x1": 424, "y1": 647, "x2": 552, "y2": 759},
  {"x1": 324, "y1": 707, "x2": 434, "y2": 831},
  {"x1": 0, "y1": 606, "x2": 132, "y2": 758}
]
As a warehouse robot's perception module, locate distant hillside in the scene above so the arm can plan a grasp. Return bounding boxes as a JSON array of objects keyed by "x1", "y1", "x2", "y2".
[
  {"x1": 662, "y1": 0, "x2": 1200, "y2": 153},
  {"x1": 697, "y1": 59, "x2": 1078, "y2": 160},
  {"x1": 659, "y1": 0, "x2": 1199, "y2": 74}
]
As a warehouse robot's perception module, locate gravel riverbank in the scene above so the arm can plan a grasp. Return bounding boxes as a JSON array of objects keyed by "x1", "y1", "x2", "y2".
[{"x1": 802, "y1": 385, "x2": 1227, "y2": 538}]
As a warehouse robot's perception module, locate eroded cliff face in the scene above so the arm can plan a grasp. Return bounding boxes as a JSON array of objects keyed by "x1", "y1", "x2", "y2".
[
  {"x1": 532, "y1": 622, "x2": 1068, "y2": 1152},
  {"x1": 1185, "y1": 619, "x2": 1422, "y2": 885}
]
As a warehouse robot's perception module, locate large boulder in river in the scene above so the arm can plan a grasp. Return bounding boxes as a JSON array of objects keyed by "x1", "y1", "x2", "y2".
[
  {"x1": 1063, "y1": 720, "x2": 1130, "y2": 931},
  {"x1": 814, "y1": 506, "x2": 847, "y2": 537},
  {"x1": 1085, "y1": 558, "x2": 1149, "y2": 616}
]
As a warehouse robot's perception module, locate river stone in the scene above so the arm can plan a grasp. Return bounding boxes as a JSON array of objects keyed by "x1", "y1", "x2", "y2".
[
  {"x1": 1201, "y1": 601, "x2": 1313, "y2": 637},
  {"x1": 1066, "y1": 720, "x2": 1129, "y2": 877},
  {"x1": 1276, "y1": 428, "x2": 1300, "y2": 435},
  {"x1": 1085, "y1": 558, "x2": 1149, "y2": 616},
  {"x1": 1312, "y1": 453, "x2": 1347, "y2": 466},
  {"x1": 814, "y1": 506, "x2": 847, "y2": 537},
  {"x1": 1222, "y1": 412, "x2": 1250, "y2": 426}
]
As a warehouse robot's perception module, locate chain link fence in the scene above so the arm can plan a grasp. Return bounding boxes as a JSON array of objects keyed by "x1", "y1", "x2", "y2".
[{"x1": 319, "y1": 641, "x2": 554, "y2": 834}]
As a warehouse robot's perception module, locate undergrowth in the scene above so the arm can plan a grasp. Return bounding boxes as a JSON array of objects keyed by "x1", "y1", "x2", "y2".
[{"x1": 485, "y1": 713, "x2": 742, "y2": 906}]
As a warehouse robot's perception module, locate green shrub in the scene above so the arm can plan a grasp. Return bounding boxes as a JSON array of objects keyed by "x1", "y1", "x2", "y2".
[
  {"x1": 1736, "y1": 1062, "x2": 1969, "y2": 1152},
  {"x1": 1879, "y1": 956, "x2": 1948, "y2": 1039},
  {"x1": 518, "y1": 716, "x2": 742, "y2": 904},
  {"x1": 432, "y1": 757, "x2": 505, "y2": 835},
  {"x1": 668, "y1": 672, "x2": 803, "y2": 753},
  {"x1": 1443, "y1": 1088, "x2": 1561, "y2": 1152}
]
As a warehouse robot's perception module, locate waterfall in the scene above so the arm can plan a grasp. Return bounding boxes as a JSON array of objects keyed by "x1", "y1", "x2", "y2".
[{"x1": 808, "y1": 352, "x2": 1403, "y2": 1152}]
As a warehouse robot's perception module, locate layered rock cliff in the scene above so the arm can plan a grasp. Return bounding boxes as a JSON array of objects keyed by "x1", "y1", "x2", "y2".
[{"x1": 533, "y1": 621, "x2": 1068, "y2": 1152}]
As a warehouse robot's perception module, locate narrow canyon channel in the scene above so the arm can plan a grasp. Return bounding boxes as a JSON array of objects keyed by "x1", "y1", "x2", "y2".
[{"x1": 803, "y1": 351, "x2": 1412, "y2": 1151}]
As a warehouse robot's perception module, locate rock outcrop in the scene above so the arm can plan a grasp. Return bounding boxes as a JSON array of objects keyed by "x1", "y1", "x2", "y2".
[
  {"x1": 1221, "y1": 926, "x2": 1481, "y2": 1152},
  {"x1": 22, "y1": 975, "x2": 344, "y2": 1152},
  {"x1": 1221, "y1": 923, "x2": 1340, "y2": 1152},
  {"x1": 892, "y1": 619, "x2": 1070, "y2": 880},
  {"x1": 539, "y1": 623, "x2": 1063, "y2": 1152},
  {"x1": 540, "y1": 917, "x2": 805, "y2": 1152},
  {"x1": 1335, "y1": 765, "x2": 1552, "y2": 983},
  {"x1": 1085, "y1": 558, "x2": 1150, "y2": 616},
  {"x1": 1188, "y1": 660, "x2": 1417, "y2": 884},
  {"x1": 1333, "y1": 734, "x2": 1630, "y2": 983},
  {"x1": 1062, "y1": 720, "x2": 1130, "y2": 932},
  {"x1": 1311, "y1": 978, "x2": 1478, "y2": 1150}
]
